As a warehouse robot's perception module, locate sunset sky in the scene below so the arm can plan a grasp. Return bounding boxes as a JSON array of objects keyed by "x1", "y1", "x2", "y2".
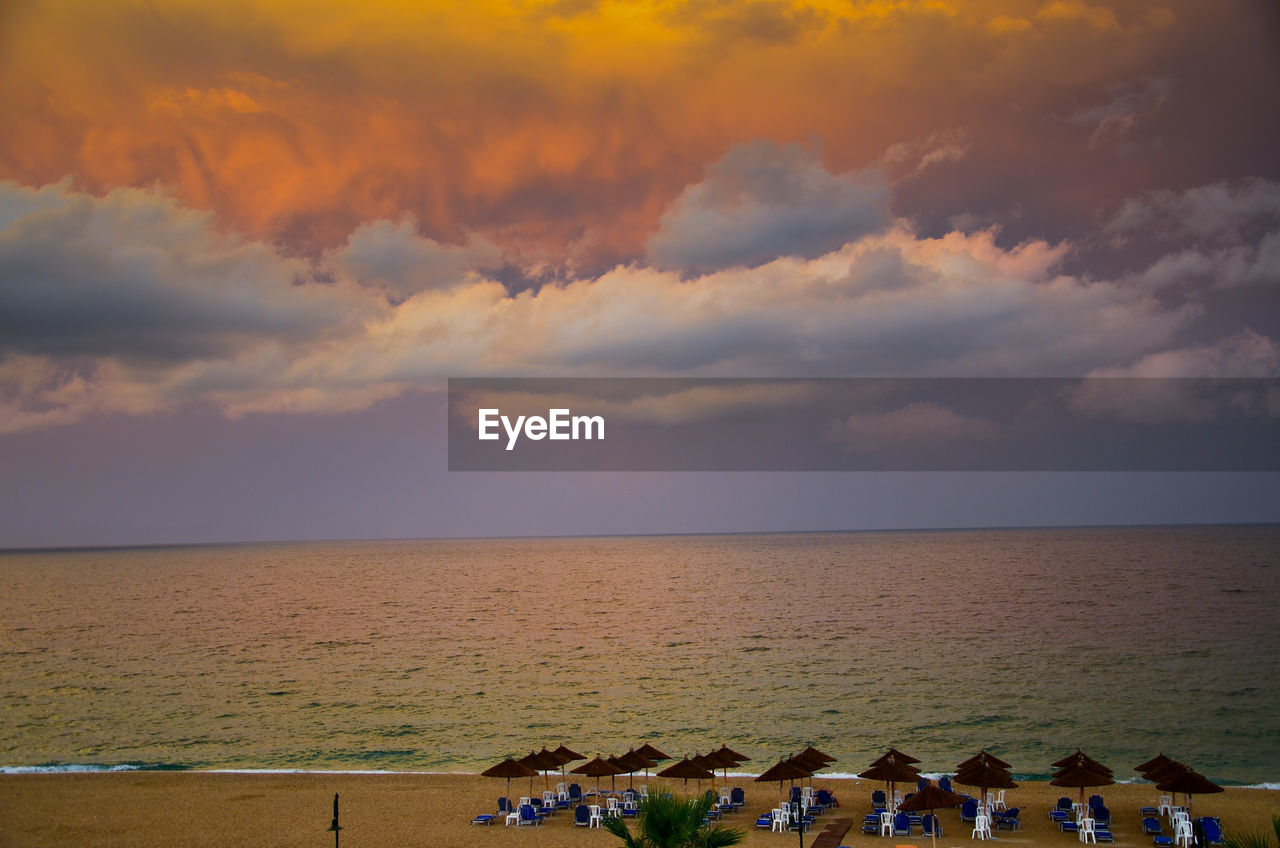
[{"x1": 3, "y1": 0, "x2": 1279, "y2": 547}]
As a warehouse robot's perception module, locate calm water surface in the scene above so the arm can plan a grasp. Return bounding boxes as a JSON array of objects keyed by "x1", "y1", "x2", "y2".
[{"x1": 1, "y1": 526, "x2": 1277, "y2": 783}]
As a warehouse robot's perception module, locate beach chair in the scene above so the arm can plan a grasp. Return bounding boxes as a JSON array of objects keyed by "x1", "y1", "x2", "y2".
[
  {"x1": 861, "y1": 814, "x2": 880, "y2": 835},
  {"x1": 471, "y1": 813, "x2": 495, "y2": 825},
  {"x1": 972, "y1": 814, "x2": 992, "y2": 840},
  {"x1": 731, "y1": 787, "x2": 746, "y2": 809},
  {"x1": 815, "y1": 789, "x2": 835, "y2": 809},
  {"x1": 1144, "y1": 817, "x2": 1165, "y2": 835},
  {"x1": 1095, "y1": 827, "x2": 1116, "y2": 843},
  {"x1": 1057, "y1": 797, "x2": 1074, "y2": 813},
  {"x1": 961, "y1": 798, "x2": 979, "y2": 822},
  {"x1": 516, "y1": 804, "x2": 544, "y2": 826},
  {"x1": 574, "y1": 804, "x2": 591, "y2": 827},
  {"x1": 994, "y1": 807, "x2": 1021, "y2": 830},
  {"x1": 923, "y1": 814, "x2": 942, "y2": 838},
  {"x1": 1089, "y1": 795, "x2": 1103, "y2": 809},
  {"x1": 569, "y1": 783, "x2": 582, "y2": 803},
  {"x1": 1141, "y1": 805, "x2": 1160, "y2": 817},
  {"x1": 872, "y1": 789, "x2": 887, "y2": 807},
  {"x1": 1201, "y1": 818, "x2": 1225, "y2": 846},
  {"x1": 939, "y1": 776, "x2": 953, "y2": 793},
  {"x1": 754, "y1": 812, "x2": 774, "y2": 829},
  {"x1": 1092, "y1": 805, "x2": 1111, "y2": 827},
  {"x1": 893, "y1": 812, "x2": 911, "y2": 836}
]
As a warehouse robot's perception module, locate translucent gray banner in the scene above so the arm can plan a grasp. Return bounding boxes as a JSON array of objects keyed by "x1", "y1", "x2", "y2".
[{"x1": 447, "y1": 378, "x2": 1280, "y2": 471}]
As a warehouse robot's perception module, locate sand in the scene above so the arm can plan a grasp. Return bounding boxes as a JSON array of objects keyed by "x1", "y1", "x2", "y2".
[{"x1": 1, "y1": 772, "x2": 1275, "y2": 848}]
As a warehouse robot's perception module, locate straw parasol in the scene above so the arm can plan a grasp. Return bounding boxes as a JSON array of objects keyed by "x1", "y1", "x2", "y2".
[
  {"x1": 635, "y1": 743, "x2": 669, "y2": 784},
  {"x1": 1052, "y1": 750, "x2": 1113, "y2": 776},
  {"x1": 658, "y1": 756, "x2": 716, "y2": 794},
  {"x1": 860, "y1": 754, "x2": 921, "y2": 811},
  {"x1": 552, "y1": 744, "x2": 585, "y2": 781},
  {"x1": 1135, "y1": 753, "x2": 1175, "y2": 775},
  {"x1": 1050, "y1": 758, "x2": 1114, "y2": 809},
  {"x1": 797, "y1": 746, "x2": 836, "y2": 766},
  {"x1": 755, "y1": 757, "x2": 814, "y2": 802},
  {"x1": 482, "y1": 756, "x2": 538, "y2": 799},
  {"x1": 954, "y1": 756, "x2": 1018, "y2": 812},
  {"x1": 871, "y1": 747, "x2": 921, "y2": 766},
  {"x1": 636, "y1": 743, "x2": 670, "y2": 762},
  {"x1": 899, "y1": 782, "x2": 967, "y2": 848},
  {"x1": 614, "y1": 750, "x2": 656, "y2": 791},
  {"x1": 793, "y1": 747, "x2": 835, "y2": 783},
  {"x1": 572, "y1": 755, "x2": 625, "y2": 798},
  {"x1": 520, "y1": 749, "x2": 561, "y2": 791},
  {"x1": 957, "y1": 749, "x2": 1012, "y2": 770},
  {"x1": 1155, "y1": 765, "x2": 1223, "y2": 813},
  {"x1": 701, "y1": 748, "x2": 739, "y2": 789}
]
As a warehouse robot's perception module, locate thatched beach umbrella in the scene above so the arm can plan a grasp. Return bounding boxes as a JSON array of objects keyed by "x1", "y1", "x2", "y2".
[
  {"x1": 871, "y1": 747, "x2": 921, "y2": 766},
  {"x1": 483, "y1": 756, "x2": 539, "y2": 799},
  {"x1": 520, "y1": 748, "x2": 561, "y2": 791},
  {"x1": 635, "y1": 743, "x2": 669, "y2": 784},
  {"x1": 702, "y1": 748, "x2": 739, "y2": 789},
  {"x1": 1050, "y1": 759, "x2": 1114, "y2": 809},
  {"x1": 1135, "y1": 753, "x2": 1175, "y2": 775},
  {"x1": 861, "y1": 754, "x2": 921, "y2": 811},
  {"x1": 957, "y1": 749, "x2": 1011, "y2": 770},
  {"x1": 1156, "y1": 765, "x2": 1223, "y2": 813},
  {"x1": 794, "y1": 747, "x2": 835, "y2": 783},
  {"x1": 755, "y1": 757, "x2": 814, "y2": 802},
  {"x1": 552, "y1": 744, "x2": 585, "y2": 781},
  {"x1": 797, "y1": 746, "x2": 836, "y2": 766},
  {"x1": 899, "y1": 782, "x2": 967, "y2": 848},
  {"x1": 954, "y1": 757, "x2": 1018, "y2": 812},
  {"x1": 1053, "y1": 750, "x2": 1113, "y2": 776},
  {"x1": 659, "y1": 756, "x2": 716, "y2": 794},
  {"x1": 614, "y1": 750, "x2": 655, "y2": 791},
  {"x1": 572, "y1": 755, "x2": 625, "y2": 798}
]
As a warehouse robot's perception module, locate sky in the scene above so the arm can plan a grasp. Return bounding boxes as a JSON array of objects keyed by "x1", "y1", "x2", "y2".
[{"x1": 2, "y1": 0, "x2": 1279, "y2": 547}]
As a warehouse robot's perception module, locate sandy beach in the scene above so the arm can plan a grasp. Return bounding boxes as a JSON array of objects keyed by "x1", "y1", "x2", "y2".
[{"x1": 1, "y1": 772, "x2": 1274, "y2": 848}]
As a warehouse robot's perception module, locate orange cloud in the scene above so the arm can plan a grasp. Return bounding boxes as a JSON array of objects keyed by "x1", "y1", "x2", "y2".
[{"x1": 0, "y1": 0, "x2": 1213, "y2": 266}]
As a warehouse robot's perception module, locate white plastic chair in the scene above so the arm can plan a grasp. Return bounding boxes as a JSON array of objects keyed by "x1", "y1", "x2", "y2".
[
  {"x1": 1175, "y1": 819, "x2": 1194, "y2": 848},
  {"x1": 772, "y1": 807, "x2": 790, "y2": 832},
  {"x1": 880, "y1": 811, "x2": 894, "y2": 836},
  {"x1": 543, "y1": 791, "x2": 557, "y2": 810},
  {"x1": 994, "y1": 789, "x2": 1007, "y2": 811},
  {"x1": 1079, "y1": 817, "x2": 1097, "y2": 844},
  {"x1": 557, "y1": 782, "x2": 569, "y2": 802},
  {"x1": 972, "y1": 814, "x2": 992, "y2": 840},
  {"x1": 1159, "y1": 795, "x2": 1174, "y2": 817},
  {"x1": 505, "y1": 809, "x2": 520, "y2": 826},
  {"x1": 588, "y1": 805, "x2": 603, "y2": 828},
  {"x1": 606, "y1": 797, "x2": 622, "y2": 817}
]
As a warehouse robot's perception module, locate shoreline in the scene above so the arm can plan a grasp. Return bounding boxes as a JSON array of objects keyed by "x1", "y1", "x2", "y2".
[
  {"x1": 5, "y1": 766, "x2": 1280, "y2": 790},
  {"x1": 2, "y1": 772, "x2": 1277, "y2": 848}
]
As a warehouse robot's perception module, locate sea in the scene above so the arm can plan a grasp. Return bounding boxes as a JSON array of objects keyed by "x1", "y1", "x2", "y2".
[{"x1": 1, "y1": 525, "x2": 1277, "y2": 785}]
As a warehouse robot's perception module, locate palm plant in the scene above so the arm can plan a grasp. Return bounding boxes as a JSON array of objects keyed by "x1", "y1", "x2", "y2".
[
  {"x1": 602, "y1": 791, "x2": 744, "y2": 848},
  {"x1": 1223, "y1": 814, "x2": 1280, "y2": 848}
]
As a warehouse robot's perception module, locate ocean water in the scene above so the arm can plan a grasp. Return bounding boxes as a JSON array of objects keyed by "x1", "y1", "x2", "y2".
[{"x1": 1, "y1": 525, "x2": 1277, "y2": 784}]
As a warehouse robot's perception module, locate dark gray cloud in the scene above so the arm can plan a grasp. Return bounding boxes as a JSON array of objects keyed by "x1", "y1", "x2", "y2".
[
  {"x1": 646, "y1": 141, "x2": 890, "y2": 273},
  {"x1": 0, "y1": 181, "x2": 372, "y2": 362}
]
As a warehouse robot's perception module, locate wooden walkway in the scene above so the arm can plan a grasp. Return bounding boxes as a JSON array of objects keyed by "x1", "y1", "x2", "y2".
[{"x1": 808, "y1": 817, "x2": 853, "y2": 848}]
